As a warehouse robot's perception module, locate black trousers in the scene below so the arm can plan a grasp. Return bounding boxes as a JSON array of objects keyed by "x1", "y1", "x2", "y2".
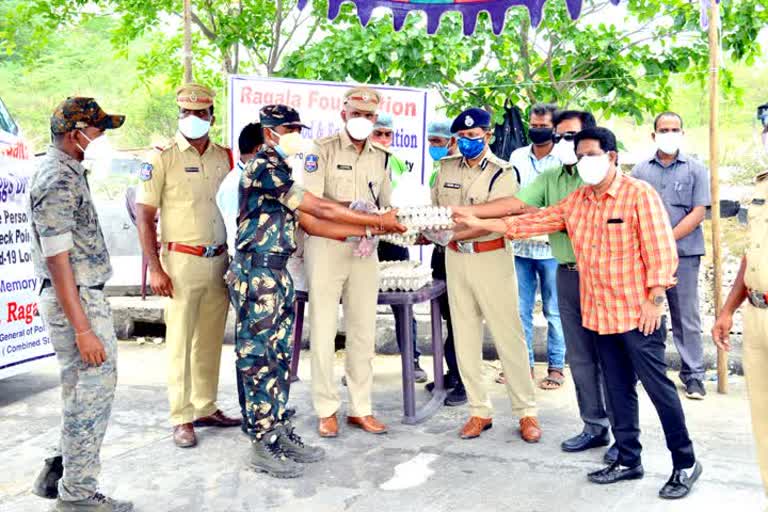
[
  {"x1": 430, "y1": 247, "x2": 460, "y2": 382},
  {"x1": 593, "y1": 318, "x2": 695, "y2": 470}
]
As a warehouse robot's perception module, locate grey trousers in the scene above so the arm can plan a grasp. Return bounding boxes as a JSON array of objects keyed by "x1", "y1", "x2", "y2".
[
  {"x1": 557, "y1": 266, "x2": 611, "y2": 435},
  {"x1": 666, "y1": 255, "x2": 706, "y2": 384}
]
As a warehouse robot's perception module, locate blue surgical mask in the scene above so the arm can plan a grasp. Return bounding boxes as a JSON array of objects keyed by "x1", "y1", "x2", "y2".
[
  {"x1": 457, "y1": 136, "x2": 486, "y2": 159},
  {"x1": 429, "y1": 146, "x2": 449, "y2": 161}
]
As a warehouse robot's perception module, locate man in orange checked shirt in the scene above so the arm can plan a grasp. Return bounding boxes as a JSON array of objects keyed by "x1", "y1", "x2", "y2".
[{"x1": 455, "y1": 127, "x2": 701, "y2": 500}]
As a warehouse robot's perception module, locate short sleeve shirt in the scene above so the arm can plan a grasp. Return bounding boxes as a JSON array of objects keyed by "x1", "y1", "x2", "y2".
[
  {"x1": 236, "y1": 146, "x2": 305, "y2": 256},
  {"x1": 431, "y1": 151, "x2": 518, "y2": 243},
  {"x1": 516, "y1": 165, "x2": 583, "y2": 264},
  {"x1": 745, "y1": 171, "x2": 768, "y2": 291},
  {"x1": 631, "y1": 152, "x2": 711, "y2": 256},
  {"x1": 136, "y1": 132, "x2": 230, "y2": 246},
  {"x1": 302, "y1": 130, "x2": 392, "y2": 208},
  {"x1": 28, "y1": 146, "x2": 112, "y2": 286}
]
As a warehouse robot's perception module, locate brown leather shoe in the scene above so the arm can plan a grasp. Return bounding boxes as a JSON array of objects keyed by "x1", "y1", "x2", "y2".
[
  {"x1": 173, "y1": 423, "x2": 197, "y2": 448},
  {"x1": 460, "y1": 416, "x2": 493, "y2": 439},
  {"x1": 520, "y1": 416, "x2": 542, "y2": 443},
  {"x1": 318, "y1": 414, "x2": 339, "y2": 438},
  {"x1": 193, "y1": 409, "x2": 242, "y2": 428},
  {"x1": 347, "y1": 415, "x2": 388, "y2": 434}
]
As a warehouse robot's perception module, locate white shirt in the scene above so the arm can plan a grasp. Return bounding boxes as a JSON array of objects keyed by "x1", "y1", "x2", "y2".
[
  {"x1": 216, "y1": 160, "x2": 245, "y2": 255},
  {"x1": 509, "y1": 144, "x2": 561, "y2": 259}
]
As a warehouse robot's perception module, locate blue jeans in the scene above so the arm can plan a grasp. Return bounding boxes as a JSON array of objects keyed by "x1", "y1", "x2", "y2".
[{"x1": 514, "y1": 256, "x2": 566, "y2": 369}]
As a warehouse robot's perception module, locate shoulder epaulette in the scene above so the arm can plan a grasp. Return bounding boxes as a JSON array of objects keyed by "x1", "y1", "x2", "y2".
[
  {"x1": 756, "y1": 170, "x2": 768, "y2": 183},
  {"x1": 369, "y1": 141, "x2": 393, "y2": 155},
  {"x1": 316, "y1": 134, "x2": 338, "y2": 146}
]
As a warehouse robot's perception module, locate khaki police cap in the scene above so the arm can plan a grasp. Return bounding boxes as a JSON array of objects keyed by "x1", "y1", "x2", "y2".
[
  {"x1": 343, "y1": 86, "x2": 381, "y2": 113},
  {"x1": 176, "y1": 83, "x2": 215, "y2": 110}
]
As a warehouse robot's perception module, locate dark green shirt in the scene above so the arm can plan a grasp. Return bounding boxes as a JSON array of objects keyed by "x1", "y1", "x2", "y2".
[{"x1": 516, "y1": 165, "x2": 583, "y2": 264}]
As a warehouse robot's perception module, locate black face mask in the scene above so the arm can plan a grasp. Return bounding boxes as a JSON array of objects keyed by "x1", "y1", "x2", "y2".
[{"x1": 528, "y1": 127, "x2": 554, "y2": 145}]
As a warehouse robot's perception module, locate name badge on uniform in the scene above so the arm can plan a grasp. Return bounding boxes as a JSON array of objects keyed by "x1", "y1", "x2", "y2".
[
  {"x1": 443, "y1": 182, "x2": 461, "y2": 189},
  {"x1": 337, "y1": 164, "x2": 353, "y2": 171},
  {"x1": 185, "y1": 166, "x2": 200, "y2": 173}
]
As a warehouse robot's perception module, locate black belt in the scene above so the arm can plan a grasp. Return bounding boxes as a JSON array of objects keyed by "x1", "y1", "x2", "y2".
[
  {"x1": 558, "y1": 263, "x2": 578, "y2": 272},
  {"x1": 248, "y1": 252, "x2": 290, "y2": 270},
  {"x1": 41, "y1": 279, "x2": 105, "y2": 291}
]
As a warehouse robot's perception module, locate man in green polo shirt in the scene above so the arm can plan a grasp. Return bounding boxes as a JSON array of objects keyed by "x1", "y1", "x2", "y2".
[{"x1": 453, "y1": 110, "x2": 618, "y2": 463}]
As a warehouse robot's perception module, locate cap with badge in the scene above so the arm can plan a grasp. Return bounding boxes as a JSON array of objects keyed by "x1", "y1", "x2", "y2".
[
  {"x1": 176, "y1": 83, "x2": 215, "y2": 110},
  {"x1": 343, "y1": 86, "x2": 381, "y2": 112},
  {"x1": 450, "y1": 108, "x2": 491, "y2": 134},
  {"x1": 427, "y1": 120, "x2": 452, "y2": 139},
  {"x1": 259, "y1": 104, "x2": 309, "y2": 129},
  {"x1": 50, "y1": 97, "x2": 125, "y2": 135}
]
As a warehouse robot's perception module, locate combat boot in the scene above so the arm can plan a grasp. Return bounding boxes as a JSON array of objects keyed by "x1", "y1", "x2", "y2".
[
  {"x1": 277, "y1": 424, "x2": 326, "y2": 463},
  {"x1": 51, "y1": 493, "x2": 133, "y2": 511},
  {"x1": 247, "y1": 429, "x2": 305, "y2": 478},
  {"x1": 32, "y1": 455, "x2": 63, "y2": 499}
]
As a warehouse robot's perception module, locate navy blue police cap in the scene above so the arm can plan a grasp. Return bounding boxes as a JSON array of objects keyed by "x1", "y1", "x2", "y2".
[{"x1": 450, "y1": 108, "x2": 492, "y2": 134}]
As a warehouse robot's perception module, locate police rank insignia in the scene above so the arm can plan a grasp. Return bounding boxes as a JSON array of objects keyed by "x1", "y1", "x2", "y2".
[
  {"x1": 139, "y1": 162, "x2": 153, "y2": 181},
  {"x1": 465, "y1": 115, "x2": 474, "y2": 127},
  {"x1": 304, "y1": 154, "x2": 319, "y2": 173}
]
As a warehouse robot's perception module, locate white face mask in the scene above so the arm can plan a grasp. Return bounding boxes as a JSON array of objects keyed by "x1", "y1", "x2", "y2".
[
  {"x1": 178, "y1": 114, "x2": 211, "y2": 139},
  {"x1": 270, "y1": 129, "x2": 304, "y2": 157},
  {"x1": 346, "y1": 117, "x2": 374, "y2": 141},
  {"x1": 577, "y1": 154, "x2": 611, "y2": 185},
  {"x1": 553, "y1": 138, "x2": 578, "y2": 166},
  {"x1": 655, "y1": 132, "x2": 683, "y2": 155},
  {"x1": 77, "y1": 131, "x2": 113, "y2": 161}
]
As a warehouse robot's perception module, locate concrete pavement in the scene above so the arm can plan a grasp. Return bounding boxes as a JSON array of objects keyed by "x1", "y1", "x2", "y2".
[{"x1": 1, "y1": 342, "x2": 764, "y2": 512}]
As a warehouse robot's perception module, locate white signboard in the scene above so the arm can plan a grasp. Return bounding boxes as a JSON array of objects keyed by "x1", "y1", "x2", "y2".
[{"x1": 0, "y1": 156, "x2": 54, "y2": 380}]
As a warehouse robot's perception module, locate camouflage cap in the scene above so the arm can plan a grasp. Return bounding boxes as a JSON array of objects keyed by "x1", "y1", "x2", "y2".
[
  {"x1": 259, "y1": 104, "x2": 309, "y2": 129},
  {"x1": 374, "y1": 112, "x2": 393, "y2": 130},
  {"x1": 343, "y1": 86, "x2": 381, "y2": 113},
  {"x1": 427, "y1": 120, "x2": 452, "y2": 139},
  {"x1": 176, "y1": 83, "x2": 215, "y2": 110},
  {"x1": 50, "y1": 97, "x2": 125, "y2": 135}
]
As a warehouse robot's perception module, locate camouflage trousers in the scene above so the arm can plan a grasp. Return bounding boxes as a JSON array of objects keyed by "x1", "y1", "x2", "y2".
[
  {"x1": 38, "y1": 287, "x2": 117, "y2": 501},
  {"x1": 233, "y1": 263, "x2": 295, "y2": 440}
]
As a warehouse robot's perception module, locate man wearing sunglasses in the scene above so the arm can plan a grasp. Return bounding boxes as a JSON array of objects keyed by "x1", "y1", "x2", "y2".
[{"x1": 452, "y1": 110, "x2": 619, "y2": 463}]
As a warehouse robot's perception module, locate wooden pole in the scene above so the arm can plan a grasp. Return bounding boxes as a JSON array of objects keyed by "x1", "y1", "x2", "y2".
[
  {"x1": 183, "y1": 0, "x2": 193, "y2": 83},
  {"x1": 709, "y1": 0, "x2": 727, "y2": 394}
]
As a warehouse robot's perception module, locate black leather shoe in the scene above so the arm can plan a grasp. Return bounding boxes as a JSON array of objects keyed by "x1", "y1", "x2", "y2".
[
  {"x1": 426, "y1": 373, "x2": 459, "y2": 393},
  {"x1": 444, "y1": 382, "x2": 467, "y2": 406},
  {"x1": 588, "y1": 462, "x2": 644, "y2": 485},
  {"x1": 561, "y1": 431, "x2": 610, "y2": 453},
  {"x1": 603, "y1": 443, "x2": 619, "y2": 465},
  {"x1": 659, "y1": 461, "x2": 702, "y2": 499}
]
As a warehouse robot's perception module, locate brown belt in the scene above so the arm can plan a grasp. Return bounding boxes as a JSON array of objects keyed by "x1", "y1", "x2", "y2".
[
  {"x1": 447, "y1": 238, "x2": 505, "y2": 254},
  {"x1": 748, "y1": 289, "x2": 768, "y2": 309},
  {"x1": 167, "y1": 242, "x2": 227, "y2": 258}
]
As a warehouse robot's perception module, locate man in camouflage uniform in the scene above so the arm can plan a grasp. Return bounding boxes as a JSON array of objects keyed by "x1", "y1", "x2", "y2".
[
  {"x1": 28, "y1": 97, "x2": 133, "y2": 511},
  {"x1": 233, "y1": 104, "x2": 403, "y2": 478},
  {"x1": 713, "y1": 102, "x2": 768, "y2": 500}
]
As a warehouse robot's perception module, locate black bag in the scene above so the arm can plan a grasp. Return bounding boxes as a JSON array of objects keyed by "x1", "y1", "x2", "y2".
[{"x1": 489, "y1": 100, "x2": 527, "y2": 161}]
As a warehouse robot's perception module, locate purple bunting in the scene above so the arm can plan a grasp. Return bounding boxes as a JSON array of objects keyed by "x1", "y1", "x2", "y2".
[{"x1": 297, "y1": 0, "x2": 624, "y2": 35}]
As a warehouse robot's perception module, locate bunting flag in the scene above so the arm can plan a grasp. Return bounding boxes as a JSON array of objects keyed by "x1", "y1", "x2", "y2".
[{"x1": 297, "y1": 0, "x2": 620, "y2": 35}]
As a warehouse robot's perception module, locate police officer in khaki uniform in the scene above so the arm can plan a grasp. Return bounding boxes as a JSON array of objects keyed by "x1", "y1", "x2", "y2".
[
  {"x1": 713, "y1": 102, "x2": 768, "y2": 498},
  {"x1": 303, "y1": 87, "x2": 393, "y2": 437},
  {"x1": 432, "y1": 108, "x2": 541, "y2": 442},
  {"x1": 136, "y1": 83, "x2": 240, "y2": 448}
]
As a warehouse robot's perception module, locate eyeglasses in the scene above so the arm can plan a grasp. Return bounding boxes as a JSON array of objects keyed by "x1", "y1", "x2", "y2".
[{"x1": 553, "y1": 132, "x2": 577, "y2": 143}]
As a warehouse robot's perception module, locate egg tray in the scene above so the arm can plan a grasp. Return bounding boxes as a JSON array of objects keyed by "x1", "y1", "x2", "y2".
[
  {"x1": 379, "y1": 206, "x2": 454, "y2": 247},
  {"x1": 378, "y1": 260, "x2": 433, "y2": 292}
]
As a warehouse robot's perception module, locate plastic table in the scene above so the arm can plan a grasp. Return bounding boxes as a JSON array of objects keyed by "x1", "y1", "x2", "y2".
[{"x1": 289, "y1": 280, "x2": 447, "y2": 424}]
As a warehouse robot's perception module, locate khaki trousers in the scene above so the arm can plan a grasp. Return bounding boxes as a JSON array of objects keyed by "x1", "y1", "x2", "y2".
[
  {"x1": 304, "y1": 236, "x2": 378, "y2": 418},
  {"x1": 162, "y1": 250, "x2": 229, "y2": 425},
  {"x1": 446, "y1": 247, "x2": 537, "y2": 419},
  {"x1": 744, "y1": 305, "x2": 768, "y2": 495}
]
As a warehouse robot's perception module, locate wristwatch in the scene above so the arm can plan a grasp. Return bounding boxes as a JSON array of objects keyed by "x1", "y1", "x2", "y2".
[{"x1": 650, "y1": 294, "x2": 665, "y2": 306}]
